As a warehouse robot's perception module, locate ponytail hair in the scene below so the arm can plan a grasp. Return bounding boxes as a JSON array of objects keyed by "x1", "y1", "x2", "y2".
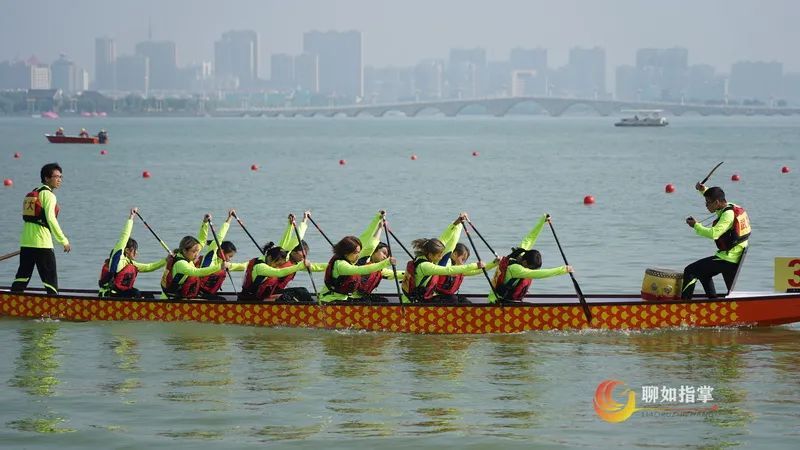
[
  {"x1": 261, "y1": 241, "x2": 275, "y2": 254},
  {"x1": 333, "y1": 236, "x2": 362, "y2": 258},
  {"x1": 265, "y1": 245, "x2": 288, "y2": 264},
  {"x1": 411, "y1": 238, "x2": 445, "y2": 258},
  {"x1": 507, "y1": 247, "x2": 526, "y2": 260}
]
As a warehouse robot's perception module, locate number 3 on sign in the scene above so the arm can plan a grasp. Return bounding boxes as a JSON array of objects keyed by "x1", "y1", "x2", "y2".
[{"x1": 774, "y1": 258, "x2": 800, "y2": 291}]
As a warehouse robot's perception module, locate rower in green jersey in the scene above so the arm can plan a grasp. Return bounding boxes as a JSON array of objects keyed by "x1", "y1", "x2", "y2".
[
  {"x1": 320, "y1": 235, "x2": 396, "y2": 303},
  {"x1": 160, "y1": 214, "x2": 229, "y2": 300},
  {"x1": 350, "y1": 210, "x2": 404, "y2": 303},
  {"x1": 488, "y1": 214, "x2": 573, "y2": 304},
  {"x1": 268, "y1": 212, "x2": 326, "y2": 303},
  {"x1": 99, "y1": 207, "x2": 167, "y2": 298},
  {"x1": 401, "y1": 234, "x2": 485, "y2": 303},
  {"x1": 238, "y1": 245, "x2": 311, "y2": 301},
  {"x1": 196, "y1": 209, "x2": 248, "y2": 300},
  {"x1": 12, "y1": 163, "x2": 70, "y2": 295}
]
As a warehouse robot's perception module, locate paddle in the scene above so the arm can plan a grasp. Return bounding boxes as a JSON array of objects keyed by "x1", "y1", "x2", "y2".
[
  {"x1": 134, "y1": 211, "x2": 171, "y2": 254},
  {"x1": 547, "y1": 219, "x2": 592, "y2": 323},
  {"x1": 700, "y1": 161, "x2": 724, "y2": 185},
  {"x1": 382, "y1": 216, "x2": 405, "y2": 313},
  {"x1": 291, "y1": 218, "x2": 320, "y2": 305},
  {"x1": 0, "y1": 250, "x2": 21, "y2": 262},
  {"x1": 466, "y1": 220, "x2": 499, "y2": 259},
  {"x1": 307, "y1": 213, "x2": 335, "y2": 248},
  {"x1": 462, "y1": 224, "x2": 501, "y2": 304},
  {"x1": 207, "y1": 219, "x2": 238, "y2": 296},
  {"x1": 384, "y1": 224, "x2": 414, "y2": 259},
  {"x1": 231, "y1": 212, "x2": 265, "y2": 255}
]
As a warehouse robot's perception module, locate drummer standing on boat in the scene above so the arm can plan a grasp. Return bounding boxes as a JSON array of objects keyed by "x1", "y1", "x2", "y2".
[
  {"x1": 682, "y1": 183, "x2": 750, "y2": 299},
  {"x1": 11, "y1": 163, "x2": 70, "y2": 295}
]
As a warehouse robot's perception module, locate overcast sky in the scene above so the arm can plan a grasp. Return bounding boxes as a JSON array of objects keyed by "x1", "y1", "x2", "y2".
[{"x1": 1, "y1": 0, "x2": 799, "y2": 78}]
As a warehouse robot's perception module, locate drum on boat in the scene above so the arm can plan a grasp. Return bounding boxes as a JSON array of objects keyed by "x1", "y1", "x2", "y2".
[{"x1": 641, "y1": 267, "x2": 683, "y2": 301}]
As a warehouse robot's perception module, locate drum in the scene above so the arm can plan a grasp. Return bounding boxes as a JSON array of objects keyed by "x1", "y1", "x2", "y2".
[{"x1": 641, "y1": 268, "x2": 683, "y2": 301}]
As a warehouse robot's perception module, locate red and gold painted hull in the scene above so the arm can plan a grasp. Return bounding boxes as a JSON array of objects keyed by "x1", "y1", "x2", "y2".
[{"x1": 2, "y1": 290, "x2": 800, "y2": 333}]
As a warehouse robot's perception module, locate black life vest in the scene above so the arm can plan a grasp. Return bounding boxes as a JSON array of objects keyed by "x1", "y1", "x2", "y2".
[
  {"x1": 492, "y1": 256, "x2": 532, "y2": 301},
  {"x1": 714, "y1": 204, "x2": 751, "y2": 251},
  {"x1": 324, "y1": 256, "x2": 361, "y2": 295},
  {"x1": 161, "y1": 254, "x2": 200, "y2": 299},
  {"x1": 22, "y1": 185, "x2": 60, "y2": 227},
  {"x1": 401, "y1": 257, "x2": 438, "y2": 302}
]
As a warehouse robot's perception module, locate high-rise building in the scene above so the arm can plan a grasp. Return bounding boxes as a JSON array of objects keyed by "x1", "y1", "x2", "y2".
[
  {"x1": 214, "y1": 30, "x2": 258, "y2": 89},
  {"x1": 414, "y1": 59, "x2": 443, "y2": 100},
  {"x1": 448, "y1": 48, "x2": 487, "y2": 98},
  {"x1": 116, "y1": 55, "x2": 149, "y2": 94},
  {"x1": 135, "y1": 40, "x2": 177, "y2": 91},
  {"x1": 30, "y1": 64, "x2": 51, "y2": 89},
  {"x1": 635, "y1": 47, "x2": 689, "y2": 101},
  {"x1": 565, "y1": 47, "x2": 606, "y2": 98},
  {"x1": 729, "y1": 61, "x2": 783, "y2": 102},
  {"x1": 615, "y1": 65, "x2": 638, "y2": 100},
  {"x1": 95, "y1": 37, "x2": 116, "y2": 90},
  {"x1": 271, "y1": 54, "x2": 294, "y2": 89},
  {"x1": 509, "y1": 47, "x2": 548, "y2": 96},
  {"x1": 303, "y1": 30, "x2": 363, "y2": 100},
  {"x1": 51, "y1": 54, "x2": 76, "y2": 93},
  {"x1": 294, "y1": 53, "x2": 319, "y2": 93},
  {"x1": 364, "y1": 66, "x2": 414, "y2": 103}
]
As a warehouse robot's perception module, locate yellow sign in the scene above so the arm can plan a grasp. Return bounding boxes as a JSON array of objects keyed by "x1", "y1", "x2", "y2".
[{"x1": 774, "y1": 257, "x2": 800, "y2": 292}]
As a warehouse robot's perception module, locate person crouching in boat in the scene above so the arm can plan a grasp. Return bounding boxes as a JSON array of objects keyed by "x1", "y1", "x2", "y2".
[
  {"x1": 196, "y1": 209, "x2": 248, "y2": 300},
  {"x1": 320, "y1": 236, "x2": 396, "y2": 303},
  {"x1": 55, "y1": 127, "x2": 64, "y2": 136},
  {"x1": 98, "y1": 208, "x2": 166, "y2": 299},
  {"x1": 488, "y1": 214, "x2": 573, "y2": 304},
  {"x1": 161, "y1": 218, "x2": 230, "y2": 300},
  {"x1": 402, "y1": 237, "x2": 484, "y2": 303},
  {"x1": 79, "y1": 128, "x2": 89, "y2": 138},
  {"x1": 238, "y1": 244, "x2": 310, "y2": 301},
  {"x1": 267, "y1": 212, "x2": 327, "y2": 302},
  {"x1": 350, "y1": 210, "x2": 404, "y2": 303}
]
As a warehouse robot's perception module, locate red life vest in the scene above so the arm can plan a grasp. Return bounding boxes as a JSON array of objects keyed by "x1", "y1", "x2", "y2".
[
  {"x1": 401, "y1": 257, "x2": 438, "y2": 301},
  {"x1": 161, "y1": 254, "x2": 200, "y2": 299},
  {"x1": 434, "y1": 274, "x2": 465, "y2": 296},
  {"x1": 23, "y1": 186, "x2": 60, "y2": 228},
  {"x1": 99, "y1": 255, "x2": 139, "y2": 293},
  {"x1": 357, "y1": 270, "x2": 383, "y2": 295},
  {"x1": 240, "y1": 258, "x2": 294, "y2": 300},
  {"x1": 492, "y1": 256, "x2": 532, "y2": 301},
  {"x1": 324, "y1": 257, "x2": 361, "y2": 295},
  {"x1": 714, "y1": 204, "x2": 751, "y2": 251},
  {"x1": 198, "y1": 248, "x2": 226, "y2": 295}
]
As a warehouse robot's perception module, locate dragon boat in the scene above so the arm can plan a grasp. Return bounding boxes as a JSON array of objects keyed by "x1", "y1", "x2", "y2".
[{"x1": 2, "y1": 288, "x2": 799, "y2": 334}]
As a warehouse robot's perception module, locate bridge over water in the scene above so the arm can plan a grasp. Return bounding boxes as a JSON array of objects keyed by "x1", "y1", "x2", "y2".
[{"x1": 212, "y1": 96, "x2": 800, "y2": 118}]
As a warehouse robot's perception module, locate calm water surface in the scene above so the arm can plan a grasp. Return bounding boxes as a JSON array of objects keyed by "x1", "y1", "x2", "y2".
[{"x1": 0, "y1": 116, "x2": 799, "y2": 448}]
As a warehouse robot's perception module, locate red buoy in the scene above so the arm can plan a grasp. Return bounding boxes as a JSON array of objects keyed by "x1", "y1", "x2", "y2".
[
  {"x1": 781, "y1": 166, "x2": 790, "y2": 174},
  {"x1": 472, "y1": 151, "x2": 479, "y2": 157},
  {"x1": 100, "y1": 149, "x2": 107, "y2": 155},
  {"x1": 665, "y1": 184, "x2": 675, "y2": 193},
  {"x1": 339, "y1": 159, "x2": 346, "y2": 166},
  {"x1": 13, "y1": 152, "x2": 21, "y2": 159},
  {"x1": 731, "y1": 173, "x2": 741, "y2": 181},
  {"x1": 142, "y1": 171, "x2": 151, "y2": 178},
  {"x1": 3, "y1": 178, "x2": 13, "y2": 187},
  {"x1": 410, "y1": 154, "x2": 418, "y2": 160},
  {"x1": 583, "y1": 195, "x2": 595, "y2": 205},
  {"x1": 250, "y1": 164, "x2": 259, "y2": 171}
]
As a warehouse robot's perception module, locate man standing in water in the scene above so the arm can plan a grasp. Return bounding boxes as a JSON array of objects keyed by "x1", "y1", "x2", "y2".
[
  {"x1": 682, "y1": 183, "x2": 750, "y2": 299},
  {"x1": 11, "y1": 163, "x2": 71, "y2": 295}
]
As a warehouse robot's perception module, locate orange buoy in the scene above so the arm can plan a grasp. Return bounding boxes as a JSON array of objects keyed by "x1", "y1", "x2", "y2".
[
  {"x1": 339, "y1": 159, "x2": 346, "y2": 166},
  {"x1": 13, "y1": 152, "x2": 21, "y2": 159},
  {"x1": 100, "y1": 149, "x2": 107, "y2": 155},
  {"x1": 411, "y1": 154, "x2": 418, "y2": 160},
  {"x1": 781, "y1": 166, "x2": 790, "y2": 174},
  {"x1": 583, "y1": 195, "x2": 595, "y2": 205},
  {"x1": 142, "y1": 171, "x2": 151, "y2": 178},
  {"x1": 250, "y1": 164, "x2": 259, "y2": 171},
  {"x1": 731, "y1": 173, "x2": 741, "y2": 181},
  {"x1": 472, "y1": 151, "x2": 479, "y2": 157},
  {"x1": 3, "y1": 178, "x2": 13, "y2": 187},
  {"x1": 665, "y1": 184, "x2": 675, "y2": 193}
]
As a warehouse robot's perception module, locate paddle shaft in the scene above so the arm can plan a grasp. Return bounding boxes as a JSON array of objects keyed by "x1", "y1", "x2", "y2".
[
  {"x1": 463, "y1": 225, "x2": 501, "y2": 302},
  {"x1": 547, "y1": 221, "x2": 593, "y2": 323},
  {"x1": 307, "y1": 216, "x2": 335, "y2": 248},
  {"x1": 382, "y1": 219, "x2": 405, "y2": 312},
  {"x1": 700, "y1": 161, "x2": 724, "y2": 185},
  {"x1": 208, "y1": 220, "x2": 238, "y2": 296},
  {"x1": 134, "y1": 211, "x2": 171, "y2": 254},
  {"x1": 292, "y1": 220, "x2": 320, "y2": 304},
  {"x1": 0, "y1": 250, "x2": 21, "y2": 262},
  {"x1": 467, "y1": 221, "x2": 499, "y2": 258},
  {"x1": 384, "y1": 225, "x2": 414, "y2": 259},
  {"x1": 231, "y1": 213, "x2": 265, "y2": 255}
]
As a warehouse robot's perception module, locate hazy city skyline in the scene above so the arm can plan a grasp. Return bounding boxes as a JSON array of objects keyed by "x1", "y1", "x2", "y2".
[{"x1": 2, "y1": 0, "x2": 799, "y2": 80}]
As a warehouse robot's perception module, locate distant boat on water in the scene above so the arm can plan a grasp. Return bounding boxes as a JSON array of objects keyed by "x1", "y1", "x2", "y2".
[{"x1": 615, "y1": 109, "x2": 669, "y2": 127}]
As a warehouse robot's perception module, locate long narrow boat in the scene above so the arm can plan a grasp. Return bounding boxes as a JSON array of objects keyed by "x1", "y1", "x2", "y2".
[
  {"x1": 2, "y1": 288, "x2": 799, "y2": 333},
  {"x1": 45, "y1": 134, "x2": 100, "y2": 144}
]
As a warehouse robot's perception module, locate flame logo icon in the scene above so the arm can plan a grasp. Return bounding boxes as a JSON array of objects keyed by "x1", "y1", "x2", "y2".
[{"x1": 594, "y1": 379, "x2": 638, "y2": 423}]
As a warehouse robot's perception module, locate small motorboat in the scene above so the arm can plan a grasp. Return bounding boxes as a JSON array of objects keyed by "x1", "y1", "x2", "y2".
[
  {"x1": 615, "y1": 110, "x2": 669, "y2": 127},
  {"x1": 45, "y1": 132, "x2": 108, "y2": 144}
]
